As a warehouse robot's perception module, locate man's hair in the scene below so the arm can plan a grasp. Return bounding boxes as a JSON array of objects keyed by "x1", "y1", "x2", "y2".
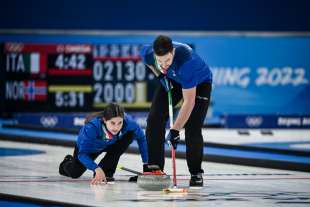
[{"x1": 153, "y1": 35, "x2": 173, "y2": 56}]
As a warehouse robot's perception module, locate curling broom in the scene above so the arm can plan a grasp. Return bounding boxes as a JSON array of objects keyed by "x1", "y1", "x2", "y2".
[{"x1": 162, "y1": 81, "x2": 188, "y2": 193}]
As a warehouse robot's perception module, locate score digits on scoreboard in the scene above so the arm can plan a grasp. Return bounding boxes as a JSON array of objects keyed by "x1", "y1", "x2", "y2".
[{"x1": 92, "y1": 44, "x2": 153, "y2": 108}]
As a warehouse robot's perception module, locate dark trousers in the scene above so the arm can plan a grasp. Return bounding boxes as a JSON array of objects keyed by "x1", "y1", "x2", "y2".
[
  {"x1": 146, "y1": 81, "x2": 212, "y2": 175},
  {"x1": 59, "y1": 132, "x2": 134, "y2": 178}
]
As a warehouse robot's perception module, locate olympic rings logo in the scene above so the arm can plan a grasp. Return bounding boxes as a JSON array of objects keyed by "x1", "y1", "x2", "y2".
[
  {"x1": 40, "y1": 116, "x2": 58, "y2": 128},
  {"x1": 245, "y1": 116, "x2": 263, "y2": 127}
]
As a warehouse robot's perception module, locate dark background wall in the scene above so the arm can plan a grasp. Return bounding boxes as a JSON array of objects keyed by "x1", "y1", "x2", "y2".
[{"x1": 1, "y1": 0, "x2": 309, "y2": 31}]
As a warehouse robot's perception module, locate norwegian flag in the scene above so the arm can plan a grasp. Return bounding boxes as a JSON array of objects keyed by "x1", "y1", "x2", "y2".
[{"x1": 24, "y1": 80, "x2": 47, "y2": 101}]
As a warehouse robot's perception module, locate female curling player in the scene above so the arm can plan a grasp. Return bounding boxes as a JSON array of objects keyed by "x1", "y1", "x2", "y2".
[{"x1": 59, "y1": 103, "x2": 148, "y2": 185}]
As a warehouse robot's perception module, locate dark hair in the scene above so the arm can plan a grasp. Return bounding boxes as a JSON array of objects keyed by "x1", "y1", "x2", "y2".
[
  {"x1": 85, "y1": 103, "x2": 124, "y2": 124},
  {"x1": 153, "y1": 35, "x2": 173, "y2": 56}
]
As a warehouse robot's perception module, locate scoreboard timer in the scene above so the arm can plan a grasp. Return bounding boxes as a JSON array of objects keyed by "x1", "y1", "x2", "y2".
[{"x1": 2, "y1": 42, "x2": 158, "y2": 113}]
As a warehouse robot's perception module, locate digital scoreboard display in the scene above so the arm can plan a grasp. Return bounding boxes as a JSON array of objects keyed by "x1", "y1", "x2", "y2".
[{"x1": 2, "y1": 42, "x2": 157, "y2": 113}]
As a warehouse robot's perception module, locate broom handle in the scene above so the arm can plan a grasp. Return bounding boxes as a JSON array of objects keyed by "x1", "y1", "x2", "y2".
[
  {"x1": 167, "y1": 81, "x2": 174, "y2": 128},
  {"x1": 118, "y1": 165, "x2": 142, "y2": 175},
  {"x1": 170, "y1": 140, "x2": 177, "y2": 187},
  {"x1": 167, "y1": 88, "x2": 177, "y2": 187}
]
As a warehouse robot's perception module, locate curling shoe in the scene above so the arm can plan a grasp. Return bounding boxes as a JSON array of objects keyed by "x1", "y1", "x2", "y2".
[{"x1": 189, "y1": 173, "x2": 203, "y2": 188}]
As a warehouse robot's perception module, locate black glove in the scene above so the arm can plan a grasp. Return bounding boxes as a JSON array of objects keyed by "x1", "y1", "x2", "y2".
[
  {"x1": 158, "y1": 74, "x2": 172, "y2": 92},
  {"x1": 166, "y1": 129, "x2": 180, "y2": 149}
]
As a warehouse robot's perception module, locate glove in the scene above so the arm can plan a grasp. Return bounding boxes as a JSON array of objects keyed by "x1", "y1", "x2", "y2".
[
  {"x1": 166, "y1": 129, "x2": 180, "y2": 149},
  {"x1": 158, "y1": 74, "x2": 172, "y2": 92}
]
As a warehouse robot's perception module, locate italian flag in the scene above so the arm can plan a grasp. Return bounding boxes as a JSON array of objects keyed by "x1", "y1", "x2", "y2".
[{"x1": 24, "y1": 53, "x2": 46, "y2": 75}]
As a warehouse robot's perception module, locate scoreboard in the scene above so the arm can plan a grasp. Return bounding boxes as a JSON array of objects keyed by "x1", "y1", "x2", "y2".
[{"x1": 2, "y1": 42, "x2": 158, "y2": 113}]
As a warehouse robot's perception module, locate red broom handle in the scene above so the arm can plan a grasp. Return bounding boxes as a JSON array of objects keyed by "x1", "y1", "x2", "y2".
[{"x1": 171, "y1": 143, "x2": 177, "y2": 187}]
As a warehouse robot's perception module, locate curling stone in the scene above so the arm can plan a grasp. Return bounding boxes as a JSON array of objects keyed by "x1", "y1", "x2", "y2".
[{"x1": 137, "y1": 170, "x2": 171, "y2": 191}]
